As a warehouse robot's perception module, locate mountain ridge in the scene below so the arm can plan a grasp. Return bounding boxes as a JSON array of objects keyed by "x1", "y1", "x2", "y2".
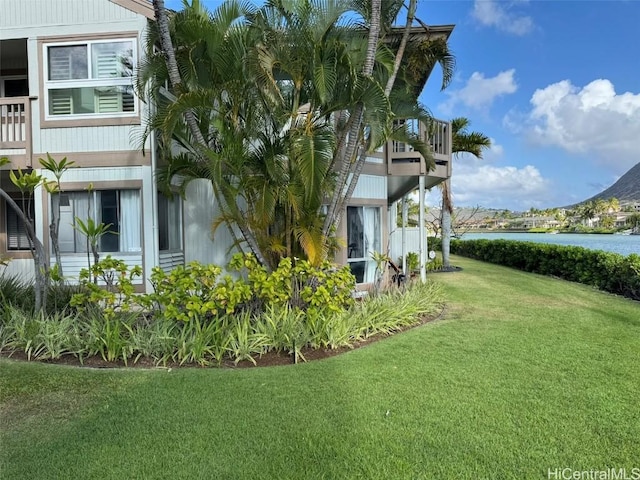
[{"x1": 584, "y1": 162, "x2": 640, "y2": 203}]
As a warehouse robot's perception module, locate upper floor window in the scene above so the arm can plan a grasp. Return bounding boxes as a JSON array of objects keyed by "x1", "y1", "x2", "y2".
[{"x1": 44, "y1": 39, "x2": 136, "y2": 118}]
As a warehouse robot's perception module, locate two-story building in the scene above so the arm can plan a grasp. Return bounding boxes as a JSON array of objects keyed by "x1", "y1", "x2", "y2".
[{"x1": 0, "y1": 0, "x2": 453, "y2": 290}]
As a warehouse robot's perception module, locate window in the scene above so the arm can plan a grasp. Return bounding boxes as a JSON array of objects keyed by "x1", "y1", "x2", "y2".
[
  {"x1": 5, "y1": 195, "x2": 34, "y2": 251},
  {"x1": 158, "y1": 193, "x2": 182, "y2": 251},
  {"x1": 346, "y1": 206, "x2": 380, "y2": 283},
  {"x1": 44, "y1": 39, "x2": 136, "y2": 118},
  {"x1": 53, "y1": 189, "x2": 141, "y2": 253}
]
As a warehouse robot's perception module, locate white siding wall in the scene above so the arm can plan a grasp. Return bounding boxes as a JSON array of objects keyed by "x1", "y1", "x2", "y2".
[
  {"x1": 51, "y1": 253, "x2": 144, "y2": 285},
  {"x1": 389, "y1": 227, "x2": 435, "y2": 264},
  {"x1": 1, "y1": 0, "x2": 142, "y2": 39},
  {"x1": 349, "y1": 174, "x2": 387, "y2": 200},
  {"x1": 34, "y1": 126, "x2": 146, "y2": 155},
  {"x1": 42, "y1": 166, "x2": 143, "y2": 183},
  {"x1": 365, "y1": 155, "x2": 384, "y2": 164},
  {"x1": 1, "y1": 259, "x2": 34, "y2": 281},
  {"x1": 183, "y1": 179, "x2": 239, "y2": 267}
]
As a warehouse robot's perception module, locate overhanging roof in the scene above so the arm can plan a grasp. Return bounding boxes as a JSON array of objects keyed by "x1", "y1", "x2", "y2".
[{"x1": 109, "y1": 0, "x2": 155, "y2": 19}]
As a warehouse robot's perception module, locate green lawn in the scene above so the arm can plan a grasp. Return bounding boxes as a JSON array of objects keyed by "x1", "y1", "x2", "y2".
[{"x1": 1, "y1": 256, "x2": 639, "y2": 479}]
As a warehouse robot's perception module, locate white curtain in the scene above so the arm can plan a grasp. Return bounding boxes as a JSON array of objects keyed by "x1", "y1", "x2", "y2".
[
  {"x1": 72, "y1": 193, "x2": 90, "y2": 253},
  {"x1": 119, "y1": 189, "x2": 141, "y2": 252},
  {"x1": 168, "y1": 195, "x2": 181, "y2": 250},
  {"x1": 363, "y1": 207, "x2": 380, "y2": 283}
]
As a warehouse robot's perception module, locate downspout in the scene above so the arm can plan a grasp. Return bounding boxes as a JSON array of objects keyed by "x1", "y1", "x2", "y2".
[{"x1": 149, "y1": 115, "x2": 160, "y2": 280}]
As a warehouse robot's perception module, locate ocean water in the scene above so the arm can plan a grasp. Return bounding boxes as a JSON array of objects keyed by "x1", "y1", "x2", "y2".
[{"x1": 460, "y1": 232, "x2": 640, "y2": 257}]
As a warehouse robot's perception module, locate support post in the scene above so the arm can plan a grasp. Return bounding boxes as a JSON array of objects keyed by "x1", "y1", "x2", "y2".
[
  {"x1": 401, "y1": 196, "x2": 407, "y2": 274},
  {"x1": 419, "y1": 176, "x2": 426, "y2": 283}
]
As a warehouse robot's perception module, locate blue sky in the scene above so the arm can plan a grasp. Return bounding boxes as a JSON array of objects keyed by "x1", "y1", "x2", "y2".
[
  {"x1": 166, "y1": 0, "x2": 640, "y2": 211},
  {"x1": 418, "y1": 0, "x2": 640, "y2": 210}
]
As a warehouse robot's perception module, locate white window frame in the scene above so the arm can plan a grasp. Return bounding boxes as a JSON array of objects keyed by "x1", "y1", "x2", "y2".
[
  {"x1": 43, "y1": 38, "x2": 137, "y2": 120},
  {"x1": 53, "y1": 189, "x2": 142, "y2": 255},
  {"x1": 346, "y1": 205, "x2": 381, "y2": 284}
]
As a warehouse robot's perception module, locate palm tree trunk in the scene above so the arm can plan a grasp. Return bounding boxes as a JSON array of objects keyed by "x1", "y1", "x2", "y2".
[
  {"x1": 384, "y1": 0, "x2": 416, "y2": 97},
  {"x1": 441, "y1": 178, "x2": 453, "y2": 268},
  {"x1": 152, "y1": 0, "x2": 269, "y2": 268},
  {"x1": 0, "y1": 187, "x2": 48, "y2": 311},
  {"x1": 49, "y1": 209, "x2": 63, "y2": 279},
  {"x1": 322, "y1": 0, "x2": 382, "y2": 239},
  {"x1": 339, "y1": 0, "x2": 416, "y2": 220}
]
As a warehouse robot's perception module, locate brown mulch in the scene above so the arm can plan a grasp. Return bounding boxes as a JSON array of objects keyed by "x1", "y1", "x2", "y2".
[{"x1": 1, "y1": 306, "x2": 447, "y2": 370}]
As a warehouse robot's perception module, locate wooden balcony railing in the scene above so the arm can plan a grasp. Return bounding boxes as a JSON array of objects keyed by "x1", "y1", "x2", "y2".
[
  {"x1": 0, "y1": 96, "x2": 31, "y2": 156},
  {"x1": 387, "y1": 118, "x2": 452, "y2": 177}
]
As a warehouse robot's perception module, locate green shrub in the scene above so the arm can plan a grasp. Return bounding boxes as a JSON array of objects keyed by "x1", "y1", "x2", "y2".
[
  {"x1": 0, "y1": 305, "x2": 80, "y2": 360},
  {"x1": 0, "y1": 275, "x2": 33, "y2": 312},
  {"x1": 1, "y1": 255, "x2": 447, "y2": 366},
  {"x1": 144, "y1": 262, "x2": 251, "y2": 322},
  {"x1": 71, "y1": 256, "x2": 142, "y2": 317},
  {"x1": 145, "y1": 254, "x2": 356, "y2": 322},
  {"x1": 173, "y1": 315, "x2": 231, "y2": 366},
  {"x1": 427, "y1": 236, "x2": 442, "y2": 252},
  {"x1": 450, "y1": 239, "x2": 640, "y2": 301},
  {"x1": 80, "y1": 306, "x2": 137, "y2": 365}
]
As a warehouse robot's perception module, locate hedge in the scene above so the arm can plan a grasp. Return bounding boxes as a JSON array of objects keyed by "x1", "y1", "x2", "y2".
[{"x1": 450, "y1": 239, "x2": 640, "y2": 301}]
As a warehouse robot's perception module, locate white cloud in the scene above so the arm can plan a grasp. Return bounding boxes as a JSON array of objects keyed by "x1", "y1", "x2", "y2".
[
  {"x1": 453, "y1": 140, "x2": 503, "y2": 165},
  {"x1": 449, "y1": 164, "x2": 551, "y2": 210},
  {"x1": 526, "y1": 79, "x2": 640, "y2": 171},
  {"x1": 472, "y1": 0, "x2": 534, "y2": 36},
  {"x1": 439, "y1": 70, "x2": 518, "y2": 113},
  {"x1": 487, "y1": 140, "x2": 504, "y2": 158}
]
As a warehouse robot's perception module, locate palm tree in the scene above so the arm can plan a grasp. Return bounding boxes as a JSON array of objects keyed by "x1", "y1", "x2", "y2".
[
  {"x1": 144, "y1": 0, "x2": 454, "y2": 269},
  {"x1": 441, "y1": 117, "x2": 491, "y2": 268}
]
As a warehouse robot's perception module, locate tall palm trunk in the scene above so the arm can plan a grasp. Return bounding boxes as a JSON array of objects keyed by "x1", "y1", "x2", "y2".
[
  {"x1": 152, "y1": 0, "x2": 269, "y2": 268},
  {"x1": 340, "y1": 0, "x2": 416, "y2": 214},
  {"x1": 322, "y1": 0, "x2": 382, "y2": 238},
  {"x1": 440, "y1": 178, "x2": 453, "y2": 268}
]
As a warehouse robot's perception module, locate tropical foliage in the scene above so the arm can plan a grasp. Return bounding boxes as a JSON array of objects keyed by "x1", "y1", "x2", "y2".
[
  {"x1": 1, "y1": 255, "x2": 443, "y2": 366},
  {"x1": 142, "y1": 0, "x2": 454, "y2": 269}
]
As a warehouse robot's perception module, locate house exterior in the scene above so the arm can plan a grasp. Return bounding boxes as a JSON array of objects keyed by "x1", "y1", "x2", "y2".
[{"x1": 0, "y1": 0, "x2": 453, "y2": 290}]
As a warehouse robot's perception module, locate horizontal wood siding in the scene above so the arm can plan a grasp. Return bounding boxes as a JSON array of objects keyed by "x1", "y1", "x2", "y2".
[
  {"x1": 35, "y1": 126, "x2": 144, "y2": 154},
  {"x1": 1, "y1": 259, "x2": 34, "y2": 281},
  {"x1": 183, "y1": 179, "x2": 239, "y2": 267},
  {"x1": 51, "y1": 253, "x2": 144, "y2": 284},
  {"x1": 389, "y1": 227, "x2": 437, "y2": 264},
  {"x1": 0, "y1": 0, "x2": 138, "y2": 33},
  {"x1": 159, "y1": 251, "x2": 184, "y2": 273},
  {"x1": 44, "y1": 166, "x2": 143, "y2": 183},
  {"x1": 349, "y1": 174, "x2": 387, "y2": 200}
]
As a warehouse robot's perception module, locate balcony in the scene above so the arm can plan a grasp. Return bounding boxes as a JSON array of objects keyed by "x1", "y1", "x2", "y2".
[
  {"x1": 0, "y1": 96, "x2": 32, "y2": 167},
  {"x1": 386, "y1": 118, "x2": 452, "y2": 203}
]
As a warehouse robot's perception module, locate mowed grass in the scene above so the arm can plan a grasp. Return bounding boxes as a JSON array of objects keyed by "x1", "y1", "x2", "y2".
[{"x1": 1, "y1": 256, "x2": 639, "y2": 479}]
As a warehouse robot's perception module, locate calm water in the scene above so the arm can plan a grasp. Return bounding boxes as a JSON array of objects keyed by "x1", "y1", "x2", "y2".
[{"x1": 461, "y1": 232, "x2": 640, "y2": 257}]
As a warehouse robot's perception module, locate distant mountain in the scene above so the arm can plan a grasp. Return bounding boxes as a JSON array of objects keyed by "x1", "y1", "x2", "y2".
[{"x1": 584, "y1": 162, "x2": 640, "y2": 203}]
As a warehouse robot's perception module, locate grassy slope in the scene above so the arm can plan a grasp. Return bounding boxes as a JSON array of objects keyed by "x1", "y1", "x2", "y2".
[{"x1": 1, "y1": 256, "x2": 639, "y2": 479}]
